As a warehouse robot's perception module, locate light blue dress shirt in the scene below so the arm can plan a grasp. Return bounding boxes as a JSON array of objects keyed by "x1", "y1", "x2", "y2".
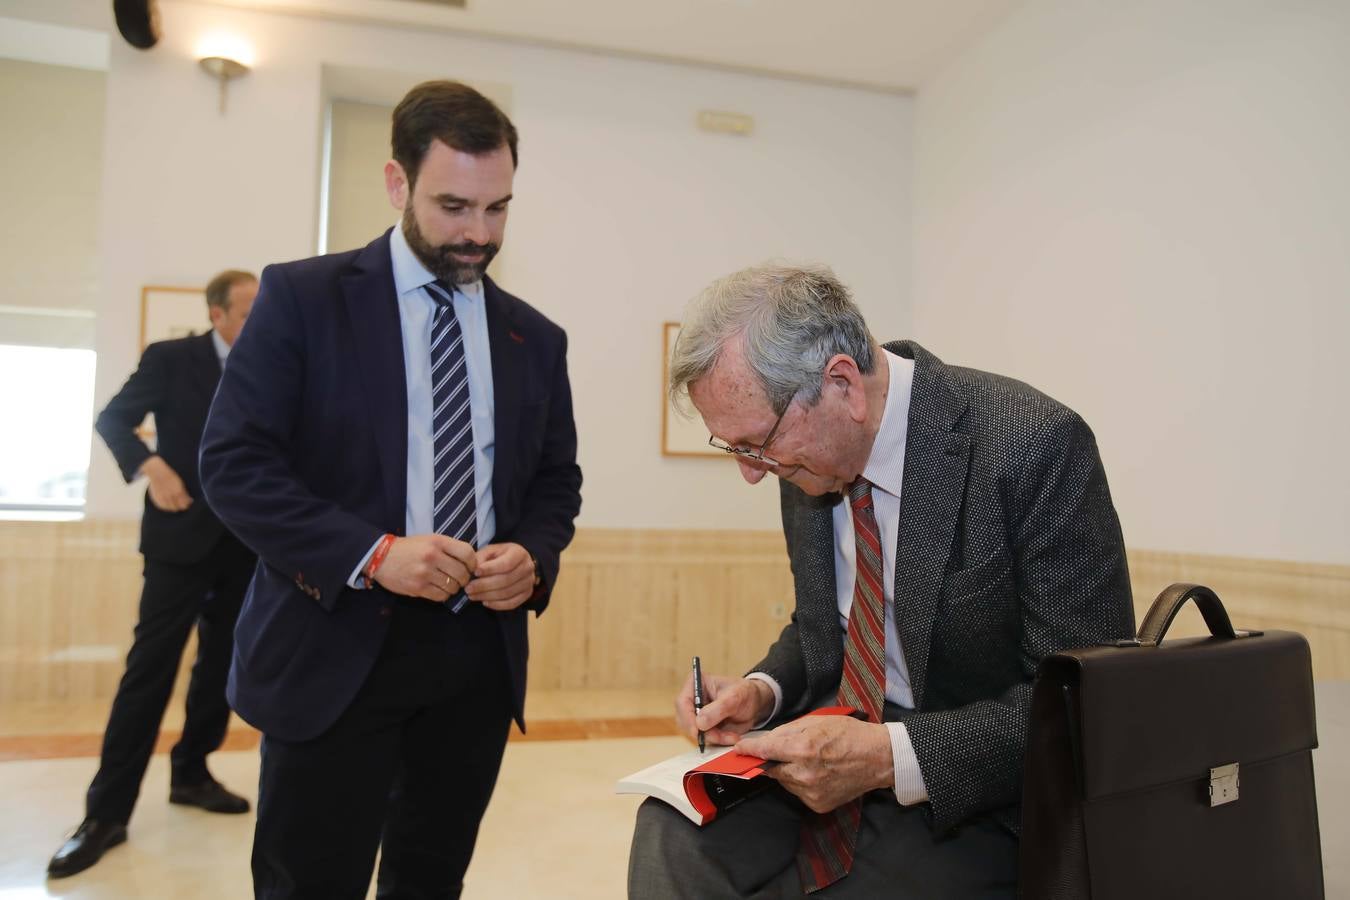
[{"x1": 348, "y1": 225, "x2": 497, "y2": 587}]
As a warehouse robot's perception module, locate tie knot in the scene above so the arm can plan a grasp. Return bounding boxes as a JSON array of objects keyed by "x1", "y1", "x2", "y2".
[
  {"x1": 426, "y1": 279, "x2": 456, "y2": 308},
  {"x1": 848, "y1": 477, "x2": 872, "y2": 508}
]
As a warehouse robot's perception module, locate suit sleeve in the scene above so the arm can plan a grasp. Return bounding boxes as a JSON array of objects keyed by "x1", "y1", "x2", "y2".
[
  {"x1": 903, "y1": 409, "x2": 1134, "y2": 833},
  {"x1": 94, "y1": 342, "x2": 166, "y2": 482},
  {"x1": 199, "y1": 264, "x2": 383, "y2": 611},
  {"x1": 748, "y1": 483, "x2": 812, "y2": 704},
  {"x1": 503, "y1": 331, "x2": 583, "y2": 615}
]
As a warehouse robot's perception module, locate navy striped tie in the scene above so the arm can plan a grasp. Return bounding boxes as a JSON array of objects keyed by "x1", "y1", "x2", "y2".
[{"x1": 426, "y1": 280, "x2": 477, "y2": 613}]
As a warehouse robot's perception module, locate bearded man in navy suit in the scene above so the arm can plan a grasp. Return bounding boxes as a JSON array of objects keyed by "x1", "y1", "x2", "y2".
[{"x1": 200, "y1": 81, "x2": 582, "y2": 899}]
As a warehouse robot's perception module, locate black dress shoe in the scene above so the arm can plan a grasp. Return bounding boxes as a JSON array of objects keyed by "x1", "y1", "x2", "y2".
[
  {"x1": 48, "y1": 818, "x2": 127, "y2": 878},
  {"x1": 169, "y1": 779, "x2": 251, "y2": 814}
]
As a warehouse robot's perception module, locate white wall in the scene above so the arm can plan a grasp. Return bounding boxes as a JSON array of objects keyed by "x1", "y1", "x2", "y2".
[
  {"x1": 1, "y1": 0, "x2": 912, "y2": 529},
  {"x1": 914, "y1": 0, "x2": 1350, "y2": 565}
]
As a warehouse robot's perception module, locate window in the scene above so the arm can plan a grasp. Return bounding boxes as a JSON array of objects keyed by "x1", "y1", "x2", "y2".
[
  {"x1": 0, "y1": 343, "x2": 96, "y2": 516},
  {"x1": 1, "y1": 54, "x2": 106, "y2": 518}
]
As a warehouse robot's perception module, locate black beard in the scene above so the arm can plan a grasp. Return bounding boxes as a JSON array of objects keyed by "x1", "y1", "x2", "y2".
[{"x1": 403, "y1": 206, "x2": 500, "y2": 285}]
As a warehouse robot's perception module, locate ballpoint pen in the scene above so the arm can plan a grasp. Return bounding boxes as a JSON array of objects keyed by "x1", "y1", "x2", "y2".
[{"x1": 692, "y1": 655, "x2": 706, "y2": 753}]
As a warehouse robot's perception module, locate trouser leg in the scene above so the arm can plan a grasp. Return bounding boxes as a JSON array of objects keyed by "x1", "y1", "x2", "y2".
[
  {"x1": 85, "y1": 559, "x2": 206, "y2": 824},
  {"x1": 250, "y1": 644, "x2": 409, "y2": 900},
  {"x1": 628, "y1": 787, "x2": 804, "y2": 900},
  {"x1": 375, "y1": 603, "x2": 513, "y2": 900},
  {"x1": 628, "y1": 787, "x2": 1018, "y2": 899},
  {"x1": 171, "y1": 541, "x2": 252, "y2": 785}
]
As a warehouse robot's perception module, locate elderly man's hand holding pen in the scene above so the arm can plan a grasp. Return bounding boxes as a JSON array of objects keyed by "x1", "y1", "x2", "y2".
[{"x1": 675, "y1": 672, "x2": 775, "y2": 749}]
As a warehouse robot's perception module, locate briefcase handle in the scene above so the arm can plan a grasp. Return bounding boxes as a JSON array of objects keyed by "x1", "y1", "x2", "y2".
[{"x1": 1135, "y1": 582, "x2": 1260, "y2": 646}]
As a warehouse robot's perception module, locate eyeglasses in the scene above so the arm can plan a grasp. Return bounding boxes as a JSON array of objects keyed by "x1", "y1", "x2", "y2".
[{"x1": 707, "y1": 403, "x2": 791, "y2": 468}]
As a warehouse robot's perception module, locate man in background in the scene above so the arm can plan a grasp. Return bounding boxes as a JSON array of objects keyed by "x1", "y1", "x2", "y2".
[
  {"x1": 629, "y1": 264, "x2": 1133, "y2": 898},
  {"x1": 48, "y1": 269, "x2": 258, "y2": 879},
  {"x1": 200, "y1": 81, "x2": 582, "y2": 898}
]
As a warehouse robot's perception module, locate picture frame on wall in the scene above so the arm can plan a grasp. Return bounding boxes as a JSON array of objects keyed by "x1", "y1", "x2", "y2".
[
  {"x1": 139, "y1": 285, "x2": 209, "y2": 352},
  {"x1": 661, "y1": 321, "x2": 723, "y2": 458}
]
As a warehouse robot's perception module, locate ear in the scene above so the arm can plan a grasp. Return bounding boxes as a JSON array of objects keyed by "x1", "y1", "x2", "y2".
[
  {"x1": 208, "y1": 305, "x2": 226, "y2": 329},
  {"x1": 822, "y1": 354, "x2": 867, "y2": 423},
  {"x1": 385, "y1": 159, "x2": 409, "y2": 211}
]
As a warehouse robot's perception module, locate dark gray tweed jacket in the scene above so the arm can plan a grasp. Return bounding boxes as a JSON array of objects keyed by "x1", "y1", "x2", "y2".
[{"x1": 753, "y1": 340, "x2": 1134, "y2": 836}]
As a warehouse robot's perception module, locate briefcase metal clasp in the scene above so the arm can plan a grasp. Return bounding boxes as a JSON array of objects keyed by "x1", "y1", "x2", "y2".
[{"x1": 1209, "y1": 763, "x2": 1239, "y2": 806}]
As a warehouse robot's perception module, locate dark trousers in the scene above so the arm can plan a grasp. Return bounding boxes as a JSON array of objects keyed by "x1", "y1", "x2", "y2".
[
  {"x1": 85, "y1": 535, "x2": 255, "y2": 824},
  {"x1": 251, "y1": 599, "x2": 514, "y2": 900},
  {"x1": 629, "y1": 699, "x2": 1019, "y2": 899},
  {"x1": 629, "y1": 789, "x2": 1018, "y2": 899}
]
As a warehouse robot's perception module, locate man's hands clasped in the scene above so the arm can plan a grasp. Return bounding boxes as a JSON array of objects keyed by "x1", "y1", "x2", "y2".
[
  {"x1": 370, "y1": 534, "x2": 475, "y2": 601},
  {"x1": 464, "y1": 542, "x2": 538, "y2": 610},
  {"x1": 371, "y1": 535, "x2": 537, "y2": 610}
]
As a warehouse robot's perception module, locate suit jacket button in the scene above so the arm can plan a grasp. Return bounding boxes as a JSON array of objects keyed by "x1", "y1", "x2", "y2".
[{"x1": 380, "y1": 605, "x2": 392, "y2": 617}]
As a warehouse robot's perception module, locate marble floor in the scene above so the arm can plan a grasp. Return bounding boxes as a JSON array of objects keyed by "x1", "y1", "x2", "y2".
[
  {"x1": 1, "y1": 685, "x2": 1346, "y2": 899},
  {"x1": 0, "y1": 690, "x2": 681, "y2": 899},
  {"x1": 0, "y1": 735, "x2": 687, "y2": 899}
]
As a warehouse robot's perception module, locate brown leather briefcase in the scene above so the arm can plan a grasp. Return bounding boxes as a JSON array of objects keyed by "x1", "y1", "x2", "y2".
[{"x1": 1020, "y1": 583, "x2": 1323, "y2": 899}]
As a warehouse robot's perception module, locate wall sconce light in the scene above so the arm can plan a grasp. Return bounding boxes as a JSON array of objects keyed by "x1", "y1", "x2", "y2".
[
  {"x1": 199, "y1": 56, "x2": 248, "y2": 114},
  {"x1": 196, "y1": 33, "x2": 255, "y2": 114}
]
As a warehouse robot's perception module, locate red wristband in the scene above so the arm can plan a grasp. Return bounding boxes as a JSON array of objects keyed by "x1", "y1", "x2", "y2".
[{"x1": 363, "y1": 534, "x2": 396, "y2": 588}]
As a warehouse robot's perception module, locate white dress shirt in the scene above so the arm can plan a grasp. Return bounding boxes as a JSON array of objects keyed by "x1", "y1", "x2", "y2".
[{"x1": 750, "y1": 348, "x2": 929, "y2": 805}]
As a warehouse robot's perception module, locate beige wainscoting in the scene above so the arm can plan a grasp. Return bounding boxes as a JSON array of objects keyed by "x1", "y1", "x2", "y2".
[
  {"x1": 0, "y1": 519, "x2": 145, "y2": 706},
  {"x1": 1, "y1": 521, "x2": 1348, "y2": 709},
  {"x1": 1127, "y1": 550, "x2": 1350, "y2": 681}
]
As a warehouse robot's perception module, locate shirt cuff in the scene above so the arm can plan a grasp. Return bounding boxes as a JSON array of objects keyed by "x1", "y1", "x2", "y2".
[
  {"x1": 346, "y1": 538, "x2": 383, "y2": 590},
  {"x1": 745, "y1": 672, "x2": 782, "y2": 728},
  {"x1": 886, "y1": 722, "x2": 929, "y2": 806}
]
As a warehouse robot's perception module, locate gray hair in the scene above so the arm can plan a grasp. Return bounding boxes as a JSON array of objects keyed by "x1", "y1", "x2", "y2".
[{"x1": 669, "y1": 264, "x2": 876, "y2": 415}]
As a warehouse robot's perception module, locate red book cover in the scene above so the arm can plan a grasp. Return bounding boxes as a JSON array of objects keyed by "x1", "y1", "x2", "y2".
[{"x1": 679, "y1": 706, "x2": 863, "y2": 825}]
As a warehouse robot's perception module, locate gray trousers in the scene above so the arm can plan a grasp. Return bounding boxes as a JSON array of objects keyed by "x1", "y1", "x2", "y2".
[{"x1": 628, "y1": 785, "x2": 1017, "y2": 899}]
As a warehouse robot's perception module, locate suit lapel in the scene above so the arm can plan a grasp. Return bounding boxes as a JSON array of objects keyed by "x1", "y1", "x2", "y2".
[
  {"x1": 889, "y1": 341, "x2": 970, "y2": 709},
  {"x1": 484, "y1": 276, "x2": 525, "y2": 535},
  {"x1": 341, "y1": 230, "x2": 408, "y2": 531},
  {"x1": 791, "y1": 490, "x2": 845, "y2": 703}
]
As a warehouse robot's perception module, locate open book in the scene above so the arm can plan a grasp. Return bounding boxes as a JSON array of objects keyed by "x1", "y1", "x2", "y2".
[{"x1": 615, "y1": 706, "x2": 861, "y2": 826}]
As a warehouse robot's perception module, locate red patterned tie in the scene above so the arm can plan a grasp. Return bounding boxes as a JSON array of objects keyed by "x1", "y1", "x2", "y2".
[{"x1": 796, "y1": 478, "x2": 887, "y2": 893}]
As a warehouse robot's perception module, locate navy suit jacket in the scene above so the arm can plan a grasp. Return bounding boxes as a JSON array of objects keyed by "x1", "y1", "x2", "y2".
[
  {"x1": 199, "y1": 230, "x2": 582, "y2": 741},
  {"x1": 96, "y1": 331, "x2": 239, "y2": 565}
]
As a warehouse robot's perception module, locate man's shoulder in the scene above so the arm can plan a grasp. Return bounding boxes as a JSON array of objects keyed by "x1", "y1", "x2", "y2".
[
  {"x1": 259, "y1": 230, "x2": 392, "y2": 305},
  {"x1": 899, "y1": 340, "x2": 1071, "y2": 417},
  {"x1": 947, "y1": 362, "x2": 1071, "y2": 427},
  {"x1": 142, "y1": 331, "x2": 211, "y2": 362},
  {"x1": 265, "y1": 243, "x2": 373, "y2": 292},
  {"x1": 895, "y1": 340, "x2": 1088, "y2": 462},
  {"x1": 485, "y1": 277, "x2": 567, "y2": 345}
]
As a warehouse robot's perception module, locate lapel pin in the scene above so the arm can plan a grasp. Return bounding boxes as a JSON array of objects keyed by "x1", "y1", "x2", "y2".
[{"x1": 509, "y1": 330, "x2": 525, "y2": 344}]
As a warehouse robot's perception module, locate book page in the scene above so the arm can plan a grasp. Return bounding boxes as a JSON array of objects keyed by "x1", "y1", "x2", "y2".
[
  {"x1": 615, "y1": 744, "x2": 737, "y2": 824},
  {"x1": 615, "y1": 733, "x2": 768, "y2": 825}
]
